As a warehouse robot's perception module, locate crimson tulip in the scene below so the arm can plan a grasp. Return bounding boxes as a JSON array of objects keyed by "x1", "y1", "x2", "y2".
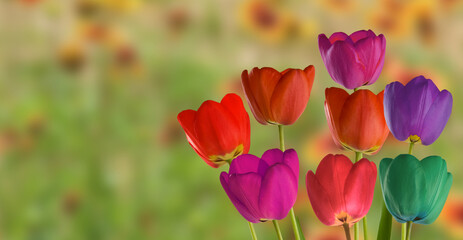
[
  {"x1": 241, "y1": 65, "x2": 315, "y2": 125},
  {"x1": 325, "y1": 87, "x2": 389, "y2": 154},
  {"x1": 177, "y1": 93, "x2": 251, "y2": 168},
  {"x1": 306, "y1": 154, "x2": 377, "y2": 226}
]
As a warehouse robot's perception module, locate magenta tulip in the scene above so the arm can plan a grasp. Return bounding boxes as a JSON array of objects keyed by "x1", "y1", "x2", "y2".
[
  {"x1": 220, "y1": 149, "x2": 299, "y2": 223},
  {"x1": 319, "y1": 30, "x2": 386, "y2": 89}
]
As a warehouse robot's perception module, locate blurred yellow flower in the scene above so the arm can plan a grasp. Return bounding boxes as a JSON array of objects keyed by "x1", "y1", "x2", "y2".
[
  {"x1": 238, "y1": 0, "x2": 294, "y2": 44},
  {"x1": 57, "y1": 41, "x2": 86, "y2": 71},
  {"x1": 369, "y1": 0, "x2": 437, "y2": 44},
  {"x1": 316, "y1": 0, "x2": 357, "y2": 14}
]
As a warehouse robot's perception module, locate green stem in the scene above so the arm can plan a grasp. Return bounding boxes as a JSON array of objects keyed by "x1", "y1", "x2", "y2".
[
  {"x1": 353, "y1": 151, "x2": 363, "y2": 240},
  {"x1": 278, "y1": 125, "x2": 285, "y2": 151},
  {"x1": 354, "y1": 88, "x2": 358, "y2": 92},
  {"x1": 408, "y1": 142, "x2": 414, "y2": 155},
  {"x1": 278, "y1": 125, "x2": 302, "y2": 240},
  {"x1": 401, "y1": 223, "x2": 406, "y2": 240},
  {"x1": 363, "y1": 216, "x2": 369, "y2": 240},
  {"x1": 406, "y1": 221, "x2": 413, "y2": 240},
  {"x1": 289, "y1": 208, "x2": 301, "y2": 240},
  {"x1": 343, "y1": 223, "x2": 352, "y2": 240},
  {"x1": 272, "y1": 220, "x2": 284, "y2": 240},
  {"x1": 248, "y1": 222, "x2": 258, "y2": 240}
]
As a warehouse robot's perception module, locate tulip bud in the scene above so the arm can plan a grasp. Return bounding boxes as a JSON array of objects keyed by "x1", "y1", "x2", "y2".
[
  {"x1": 380, "y1": 154, "x2": 452, "y2": 224},
  {"x1": 384, "y1": 76, "x2": 453, "y2": 145},
  {"x1": 177, "y1": 94, "x2": 251, "y2": 168}
]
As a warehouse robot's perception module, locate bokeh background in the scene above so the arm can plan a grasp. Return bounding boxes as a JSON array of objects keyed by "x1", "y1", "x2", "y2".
[{"x1": 0, "y1": 0, "x2": 463, "y2": 239}]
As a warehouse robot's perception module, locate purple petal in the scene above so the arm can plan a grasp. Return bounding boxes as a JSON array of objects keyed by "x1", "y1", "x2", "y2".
[
  {"x1": 227, "y1": 172, "x2": 263, "y2": 223},
  {"x1": 328, "y1": 32, "x2": 350, "y2": 43},
  {"x1": 282, "y1": 149, "x2": 299, "y2": 181},
  {"x1": 368, "y1": 34, "x2": 386, "y2": 84},
  {"x1": 404, "y1": 76, "x2": 440, "y2": 135},
  {"x1": 318, "y1": 34, "x2": 332, "y2": 63},
  {"x1": 420, "y1": 90, "x2": 453, "y2": 145},
  {"x1": 384, "y1": 81, "x2": 410, "y2": 141},
  {"x1": 229, "y1": 154, "x2": 261, "y2": 175},
  {"x1": 220, "y1": 172, "x2": 260, "y2": 223},
  {"x1": 353, "y1": 34, "x2": 385, "y2": 85},
  {"x1": 261, "y1": 148, "x2": 284, "y2": 167},
  {"x1": 259, "y1": 164, "x2": 298, "y2": 220},
  {"x1": 349, "y1": 30, "x2": 372, "y2": 43},
  {"x1": 324, "y1": 41, "x2": 366, "y2": 89}
]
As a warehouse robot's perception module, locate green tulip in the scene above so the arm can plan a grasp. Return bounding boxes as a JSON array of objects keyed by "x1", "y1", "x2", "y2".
[{"x1": 379, "y1": 154, "x2": 452, "y2": 224}]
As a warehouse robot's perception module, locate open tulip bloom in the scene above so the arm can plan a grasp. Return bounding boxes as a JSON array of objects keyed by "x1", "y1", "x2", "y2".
[
  {"x1": 306, "y1": 154, "x2": 377, "y2": 227},
  {"x1": 241, "y1": 66, "x2": 315, "y2": 125},
  {"x1": 177, "y1": 93, "x2": 251, "y2": 168},
  {"x1": 384, "y1": 76, "x2": 453, "y2": 145},
  {"x1": 220, "y1": 149, "x2": 299, "y2": 223},
  {"x1": 325, "y1": 87, "x2": 389, "y2": 154},
  {"x1": 380, "y1": 154, "x2": 452, "y2": 225},
  {"x1": 319, "y1": 30, "x2": 386, "y2": 89}
]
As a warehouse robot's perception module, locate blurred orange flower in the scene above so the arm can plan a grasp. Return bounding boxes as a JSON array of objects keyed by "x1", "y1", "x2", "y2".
[{"x1": 440, "y1": 193, "x2": 463, "y2": 238}]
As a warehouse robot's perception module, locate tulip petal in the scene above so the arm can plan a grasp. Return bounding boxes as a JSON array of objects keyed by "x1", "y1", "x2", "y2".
[
  {"x1": 306, "y1": 171, "x2": 337, "y2": 226},
  {"x1": 270, "y1": 69, "x2": 310, "y2": 125},
  {"x1": 381, "y1": 154, "x2": 427, "y2": 223},
  {"x1": 384, "y1": 82, "x2": 410, "y2": 141},
  {"x1": 323, "y1": 41, "x2": 366, "y2": 89},
  {"x1": 404, "y1": 76, "x2": 440, "y2": 135},
  {"x1": 259, "y1": 164, "x2": 298, "y2": 220},
  {"x1": 318, "y1": 34, "x2": 332, "y2": 63},
  {"x1": 314, "y1": 154, "x2": 353, "y2": 216},
  {"x1": 227, "y1": 172, "x2": 263, "y2": 223},
  {"x1": 221, "y1": 93, "x2": 251, "y2": 153},
  {"x1": 178, "y1": 110, "x2": 217, "y2": 167},
  {"x1": 282, "y1": 149, "x2": 299, "y2": 180},
  {"x1": 420, "y1": 90, "x2": 453, "y2": 145},
  {"x1": 349, "y1": 30, "x2": 375, "y2": 43},
  {"x1": 353, "y1": 34, "x2": 384, "y2": 85},
  {"x1": 338, "y1": 90, "x2": 387, "y2": 152},
  {"x1": 416, "y1": 156, "x2": 452, "y2": 224},
  {"x1": 416, "y1": 173, "x2": 452, "y2": 224},
  {"x1": 241, "y1": 68, "x2": 281, "y2": 124},
  {"x1": 344, "y1": 159, "x2": 377, "y2": 220},
  {"x1": 324, "y1": 88, "x2": 349, "y2": 149},
  {"x1": 329, "y1": 32, "x2": 350, "y2": 43},
  {"x1": 229, "y1": 154, "x2": 261, "y2": 175},
  {"x1": 195, "y1": 100, "x2": 241, "y2": 158}
]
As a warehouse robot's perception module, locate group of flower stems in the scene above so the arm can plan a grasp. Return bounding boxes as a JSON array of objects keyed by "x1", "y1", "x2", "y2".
[{"x1": 178, "y1": 30, "x2": 453, "y2": 240}]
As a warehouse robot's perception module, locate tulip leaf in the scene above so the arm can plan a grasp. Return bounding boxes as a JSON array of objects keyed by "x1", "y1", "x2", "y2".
[{"x1": 296, "y1": 216, "x2": 306, "y2": 240}]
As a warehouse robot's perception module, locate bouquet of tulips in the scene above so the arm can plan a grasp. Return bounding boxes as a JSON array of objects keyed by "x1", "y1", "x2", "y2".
[{"x1": 177, "y1": 30, "x2": 453, "y2": 240}]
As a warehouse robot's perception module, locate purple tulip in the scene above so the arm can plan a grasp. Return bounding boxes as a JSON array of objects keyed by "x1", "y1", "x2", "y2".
[
  {"x1": 220, "y1": 149, "x2": 299, "y2": 223},
  {"x1": 318, "y1": 30, "x2": 386, "y2": 89},
  {"x1": 384, "y1": 76, "x2": 453, "y2": 145}
]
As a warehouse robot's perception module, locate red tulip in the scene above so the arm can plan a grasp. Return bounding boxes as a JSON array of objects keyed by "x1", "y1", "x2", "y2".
[
  {"x1": 306, "y1": 154, "x2": 377, "y2": 226},
  {"x1": 241, "y1": 66, "x2": 315, "y2": 125},
  {"x1": 324, "y1": 87, "x2": 389, "y2": 154},
  {"x1": 177, "y1": 94, "x2": 251, "y2": 168}
]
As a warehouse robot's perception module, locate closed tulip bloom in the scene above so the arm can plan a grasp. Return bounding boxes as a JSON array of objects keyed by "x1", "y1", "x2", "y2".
[
  {"x1": 384, "y1": 76, "x2": 453, "y2": 145},
  {"x1": 220, "y1": 149, "x2": 299, "y2": 223},
  {"x1": 306, "y1": 154, "x2": 377, "y2": 226},
  {"x1": 380, "y1": 154, "x2": 452, "y2": 224},
  {"x1": 241, "y1": 66, "x2": 315, "y2": 125},
  {"x1": 319, "y1": 30, "x2": 386, "y2": 89},
  {"x1": 325, "y1": 87, "x2": 389, "y2": 154},
  {"x1": 177, "y1": 93, "x2": 250, "y2": 168}
]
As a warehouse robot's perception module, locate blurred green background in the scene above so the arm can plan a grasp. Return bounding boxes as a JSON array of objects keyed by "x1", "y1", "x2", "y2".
[{"x1": 0, "y1": 0, "x2": 462, "y2": 239}]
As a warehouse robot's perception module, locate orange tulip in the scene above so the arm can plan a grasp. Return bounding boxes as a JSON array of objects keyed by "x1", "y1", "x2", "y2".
[
  {"x1": 324, "y1": 88, "x2": 389, "y2": 154},
  {"x1": 241, "y1": 66, "x2": 315, "y2": 125}
]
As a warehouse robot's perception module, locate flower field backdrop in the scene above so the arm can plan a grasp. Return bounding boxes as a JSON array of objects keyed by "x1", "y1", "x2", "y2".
[{"x1": 1, "y1": 0, "x2": 463, "y2": 239}]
